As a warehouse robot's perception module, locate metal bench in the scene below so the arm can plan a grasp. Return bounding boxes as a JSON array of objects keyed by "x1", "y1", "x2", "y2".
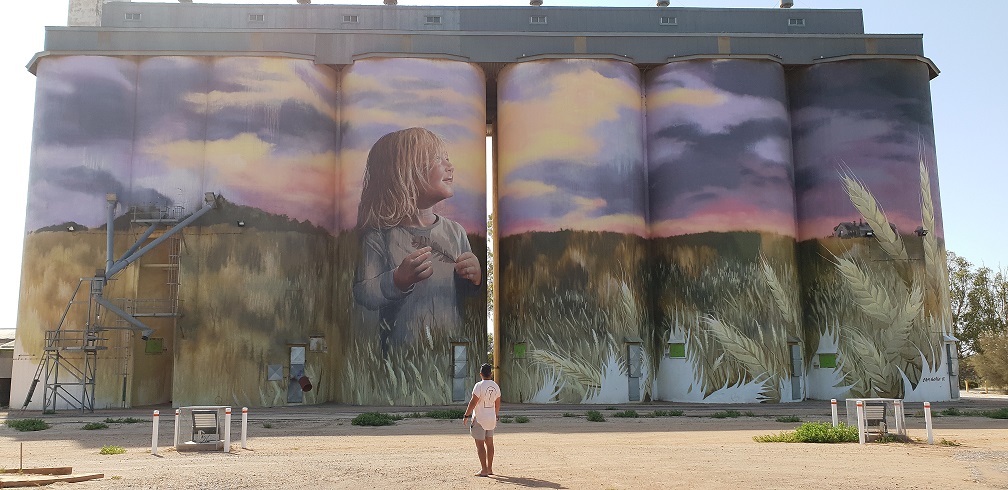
[
  {"x1": 191, "y1": 409, "x2": 219, "y2": 443},
  {"x1": 863, "y1": 402, "x2": 888, "y2": 435}
]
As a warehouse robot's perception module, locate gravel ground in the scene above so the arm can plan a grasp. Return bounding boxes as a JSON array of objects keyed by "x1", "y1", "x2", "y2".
[{"x1": 2, "y1": 393, "x2": 1007, "y2": 489}]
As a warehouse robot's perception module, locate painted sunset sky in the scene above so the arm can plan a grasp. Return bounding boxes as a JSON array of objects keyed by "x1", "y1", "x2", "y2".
[
  {"x1": 338, "y1": 58, "x2": 487, "y2": 234},
  {"x1": 646, "y1": 59, "x2": 796, "y2": 238},
  {"x1": 497, "y1": 59, "x2": 647, "y2": 238},
  {"x1": 28, "y1": 56, "x2": 341, "y2": 232},
  {"x1": 790, "y1": 60, "x2": 944, "y2": 241}
]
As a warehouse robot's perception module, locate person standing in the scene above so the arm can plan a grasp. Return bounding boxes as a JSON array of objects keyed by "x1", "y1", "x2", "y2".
[{"x1": 462, "y1": 363, "x2": 500, "y2": 477}]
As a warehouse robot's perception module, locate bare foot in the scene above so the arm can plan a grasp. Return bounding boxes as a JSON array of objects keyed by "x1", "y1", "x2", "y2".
[{"x1": 476, "y1": 473, "x2": 488, "y2": 477}]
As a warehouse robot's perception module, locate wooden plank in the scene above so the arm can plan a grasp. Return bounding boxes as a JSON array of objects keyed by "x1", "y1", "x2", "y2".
[
  {"x1": 1, "y1": 467, "x2": 72, "y2": 475},
  {"x1": 0, "y1": 472, "x2": 103, "y2": 487}
]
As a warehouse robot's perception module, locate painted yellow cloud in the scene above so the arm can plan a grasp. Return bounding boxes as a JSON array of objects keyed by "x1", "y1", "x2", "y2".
[
  {"x1": 185, "y1": 58, "x2": 338, "y2": 121},
  {"x1": 500, "y1": 179, "x2": 558, "y2": 199},
  {"x1": 498, "y1": 65, "x2": 642, "y2": 173}
]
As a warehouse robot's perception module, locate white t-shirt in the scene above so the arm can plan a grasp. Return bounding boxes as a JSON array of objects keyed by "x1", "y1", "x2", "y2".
[{"x1": 472, "y1": 379, "x2": 501, "y2": 430}]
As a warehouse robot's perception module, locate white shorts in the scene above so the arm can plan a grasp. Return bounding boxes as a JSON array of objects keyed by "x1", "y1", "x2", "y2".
[{"x1": 469, "y1": 419, "x2": 494, "y2": 440}]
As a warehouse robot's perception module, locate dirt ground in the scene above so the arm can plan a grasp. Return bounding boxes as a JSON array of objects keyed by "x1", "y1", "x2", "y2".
[{"x1": 2, "y1": 393, "x2": 1008, "y2": 489}]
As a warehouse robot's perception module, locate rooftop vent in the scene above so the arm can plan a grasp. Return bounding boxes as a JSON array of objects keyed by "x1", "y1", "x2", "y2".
[
  {"x1": 780, "y1": 1, "x2": 794, "y2": 7},
  {"x1": 530, "y1": 0, "x2": 543, "y2": 5},
  {"x1": 297, "y1": 0, "x2": 310, "y2": 3},
  {"x1": 384, "y1": 0, "x2": 397, "y2": 5},
  {"x1": 657, "y1": 0, "x2": 670, "y2": 6}
]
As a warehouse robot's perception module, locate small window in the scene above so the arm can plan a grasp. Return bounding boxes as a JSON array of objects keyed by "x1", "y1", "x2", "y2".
[
  {"x1": 659, "y1": 16, "x2": 677, "y2": 26},
  {"x1": 530, "y1": 15, "x2": 547, "y2": 24},
  {"x1": 788, "y1": 18, "x2": 805, "y2": 26},
  {"x1": 818, "y1": 353, "x2": 837, "y2": 369},
  {"x1": 342, "y1": 15, "x2": 358, "y2": 23},
  {"x1": 668, "y1": 342, "x2": 686, "y2": 359},
  {"x1": 513, "y1": 342, "x2": 527, "y2": 359},
  {"x1": 145, "y1": 338, "x2": 164, "y2": 354},
  {"x1": 124, "y1": 12, "x2": 142, "y2": 21},
  {"x1": 425, "y1": 15, "x2": 442, "y2": 25},
  {"x1": 249, "y1": 13, "x2": 265, "y2": 22}
]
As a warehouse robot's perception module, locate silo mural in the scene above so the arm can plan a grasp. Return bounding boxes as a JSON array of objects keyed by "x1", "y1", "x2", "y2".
[
  {"x1": 646, "y1": 59, "x2": 802, "y2": 403},
  {"x1": 789, "y1": 59, "x2": 953, "y2": 401},
  {"x1": 13, "y1": 55, "x2": 342, "y2": 409},
  {"x1": 17, "y1": 55, "x2": 140, "y2": 409},
  {"x1": 172, "y1": 57, "x2": 340, "y2": 407},
  {"x1": 497, "y1": 59, "x2": 650, "y2": 404},
  {"x1": 338, "y1": 57, "x2": 487, "y2": 406}
]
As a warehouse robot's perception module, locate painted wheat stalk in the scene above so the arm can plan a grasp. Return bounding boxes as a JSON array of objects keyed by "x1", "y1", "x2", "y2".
[
  {"x1": 760, "y1": 254, "x2": 801, "y2": 329},
  {"x1": 835, "y1": 256, "x2": 902, "y2": 326},
  {"x1": 845, "y1": 330, "x2": 895, "y2": 397},
  {"x1": 840, "y1": 169, "x2": 909, "y2": 261},
  {"x1": 918, "y1": 153, "x2": 952, "y2": 330},
  {"x1": 703, "y1": 315, "x2": 778, "y2": 400},
  {"x1": 529, "y1": 348, "x2": 602, "y2": 399}
]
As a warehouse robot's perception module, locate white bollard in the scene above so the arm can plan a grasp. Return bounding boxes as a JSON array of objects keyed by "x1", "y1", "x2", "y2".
[
  {"x1": 174, "y1": 409, "x2": 180, "y2": 447},
  {"x1": 830, "y1": 399, "x2": 838, "y2": 427},
  {"x1": 924, "y1": 401, "x2": 933, "y2": 445},
  {"x1": 241, "y1": 407, "x2": 248, "y2": 449},
  {"x1": 151, "y1": 410, "x2": 160, "y2": 455},
  {"x1": 856, "y1": 400, "x2": 865, "y2": 445},
  {"x1": 894, "y1": 400, "x2": 904, "y2": 435},
  {"x1": 224, "y1": 407, "x2": 232, "y2": 453}
]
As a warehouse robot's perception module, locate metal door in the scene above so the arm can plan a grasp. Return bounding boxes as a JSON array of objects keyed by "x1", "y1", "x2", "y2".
[
  {"x1": 452, "y1": 344, "x2": 468, "y2": 402},
  {"x1": 627, "y1": 343, "x2": 642, "y2": 402},
  {"x1": 789, "y1": 343, "x2": 802, "y2": 400},
  {"x1": 288, "y1": 346, "x2": 306, "y2": 404},
  {"x1": 946, "y1": 342, "x2": 960, "y2": 400}
]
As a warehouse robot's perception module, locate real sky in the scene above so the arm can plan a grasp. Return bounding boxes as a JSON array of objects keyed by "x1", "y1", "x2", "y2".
[{"x1": 0, "y1": 0, "x2": 1003, "y2": 329}]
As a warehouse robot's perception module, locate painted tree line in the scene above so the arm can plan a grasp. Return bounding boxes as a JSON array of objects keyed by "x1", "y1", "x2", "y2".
[{"x1": 948, "y1": 251, "x2": 1008, "y2": 389}]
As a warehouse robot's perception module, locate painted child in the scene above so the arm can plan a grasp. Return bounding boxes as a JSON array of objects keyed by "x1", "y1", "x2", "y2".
[{"x1": 353, "y1": 127, "x2": 482, "y2": 352}]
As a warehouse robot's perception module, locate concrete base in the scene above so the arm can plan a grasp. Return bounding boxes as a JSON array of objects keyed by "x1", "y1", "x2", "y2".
[{"x1": 176, "y1": 440, "x2": 224, "y2": 452}]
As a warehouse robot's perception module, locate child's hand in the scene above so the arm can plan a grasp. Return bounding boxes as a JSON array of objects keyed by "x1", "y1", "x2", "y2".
[
  {"x1": 393, "y1": 247, "x2": 433, "y2": 291},
  {"x1": 455, "y1": 252, "x2": 482, "y2": 285}
]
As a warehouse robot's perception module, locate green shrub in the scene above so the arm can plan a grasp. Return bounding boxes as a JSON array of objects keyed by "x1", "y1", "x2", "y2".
[
  {"x1": 405, "y1": 412, "x2": 425, "y2": 419},
  {"x1": 514, "y1": 416, "x2": 530, "y2": 423},
  {"x1": 425, "y1": 409, "x2": 465, "y2": 420},
  {"x1": 104, "y1": 417, "x2": 145, "y2": 424},
  {"x1": 650, "y1": 409, "x2": 684, "y2": 417},
  {"x1": 351, "y1": 412, "x2": 402, "y2": 427},
  {"x1": 5, "y1": 419, "x2": 50, "y2": 432},
  {"x1": 262, "y1": 422, "x2": 273, "y2": 428},
  {"x1": 940, "y1": 407, "x2": 962, "y2": 416},
  {"x1": 744, "y1": 411, "x2": 756, "y2": 417},
  {"x1": 711, "y1": 410, "x2": 741, "y2": 419},
  {"x1": 753, "y1": 431, "x2": 799, "y2": 443},
  {"x1": 100, "y1": 445, "x2": 126, "y2": 455},
  {"x1": 754, "y1": 422, "x2": 858, "y2": 444},
  {"x1": 939, "y1": 438, "x2": 962, "y2": 447},
  {"x1": 562, "y1": 412, "x2": 576, "y2": 417},
  {"x1": 611, "y1": 410, "x2": 638, "y2": 418},
  {"x1": 793, "y1": 422, "x2": 858, "y2": 443},
  {"x1": 82, "y1": 422, "x2": 109, "y2": 430},
  {"x1": 499, "y1": 416, "x2": 514, "y2": 424},
  {"x1": 985, "y1": 407, "x2": 1008, "y2": 419},
  {"x1": 776, "y1": 415, "x2": 800, "y2": 423},
  {"x1": 586, "y1": 410, "x2": 605, "y2": 422}
]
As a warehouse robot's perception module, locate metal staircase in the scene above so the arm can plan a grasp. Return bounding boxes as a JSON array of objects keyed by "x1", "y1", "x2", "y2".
[{"x1": 23, "y1": 193, "x2": 218, "y2": 412}]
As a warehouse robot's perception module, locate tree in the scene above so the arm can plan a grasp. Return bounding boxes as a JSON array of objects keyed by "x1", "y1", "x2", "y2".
[
  {"x1": 973, "y1": 331, "x2": 1008, "y2": 390},
  {"x1": 947, "y1": 251, "x2": 1008, "y2": 355},
  {"x1": 948, "y1": 251, "x2": 1008, "y2": 389}
]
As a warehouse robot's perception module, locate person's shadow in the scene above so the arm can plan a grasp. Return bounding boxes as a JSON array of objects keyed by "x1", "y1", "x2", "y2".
[{"x1": 489, "y1": 475, "x2": 566, "y2": 489}]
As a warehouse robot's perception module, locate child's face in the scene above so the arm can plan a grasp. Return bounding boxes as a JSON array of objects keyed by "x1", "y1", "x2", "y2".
[{"x1": 421, "y1": 149, "x2": 454, "y2": 206}]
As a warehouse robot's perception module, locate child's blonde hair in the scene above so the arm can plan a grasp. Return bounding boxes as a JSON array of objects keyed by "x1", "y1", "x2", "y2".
[{"x1": 357, "y1": 127, "x2": 448, "y2": 229}]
